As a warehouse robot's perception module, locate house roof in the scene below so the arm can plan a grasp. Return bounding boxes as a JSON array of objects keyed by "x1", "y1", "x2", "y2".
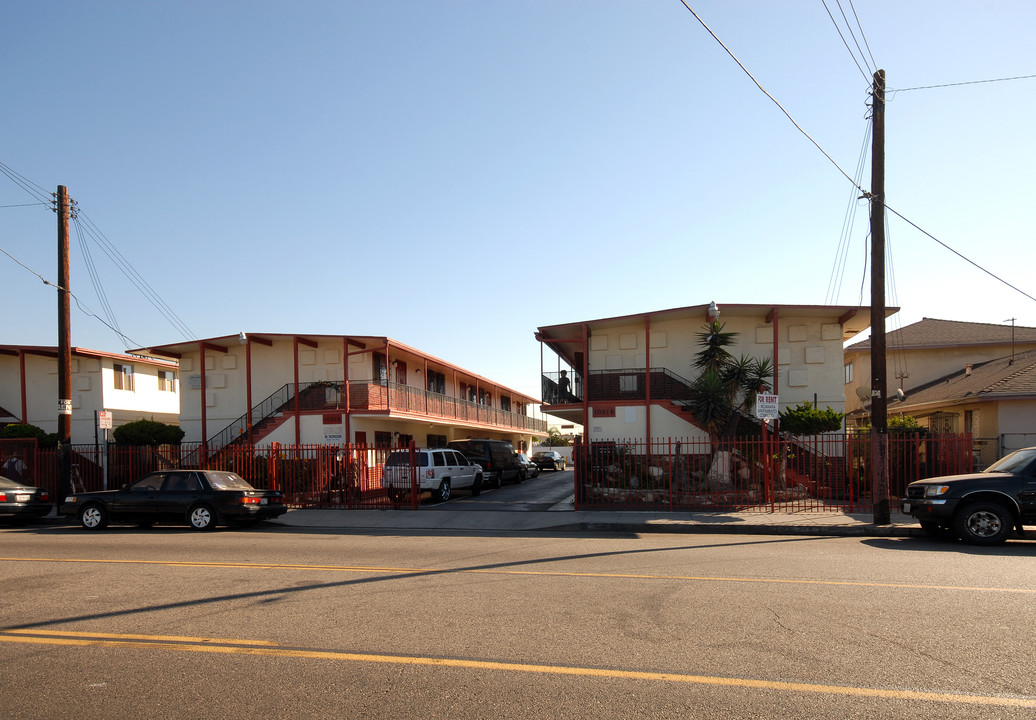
[
  {"x1": 846, "y1": 318, "x2": 1036, "y2": 352},
  {"x1": 0, "y1": 345, "x2": 177, "y2": 368},
  {"x1": 888, "y1": 348, "x2": 1036, "y2": 413}
]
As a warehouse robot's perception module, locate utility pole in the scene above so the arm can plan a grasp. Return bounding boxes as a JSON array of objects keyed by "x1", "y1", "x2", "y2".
[
  {"x1": 869, "y1": 71, "x2": 890, "y2": 525},
  {"x1": 57, "y1": 185, "x2": 72, "y2": 508}
]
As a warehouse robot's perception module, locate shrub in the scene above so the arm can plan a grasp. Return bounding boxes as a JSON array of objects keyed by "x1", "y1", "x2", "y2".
[
  {"x1": 1, "y1": 423, "x2": 59, "y2": 448},
  {"x1": 778, "y1": 403, "x2": 844, "y2": 435},
  {"x1": 112, "y1": 419, "x2": 185, "y2": 446}
]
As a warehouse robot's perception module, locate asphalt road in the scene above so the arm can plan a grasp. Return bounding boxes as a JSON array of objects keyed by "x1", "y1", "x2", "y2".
[{"x1": 2, "y1": 519, "x2": 1035, "y2": 718}]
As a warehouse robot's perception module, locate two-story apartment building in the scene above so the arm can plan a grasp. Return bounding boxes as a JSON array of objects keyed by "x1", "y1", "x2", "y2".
[
  {"x1": 0, "y1": 345, "x2": 180, "y2": 444},
  {"x1": 536, "y1": 302, "x2": 883, "y2": 444},
  {"x1": 132, "y1": 333, "x2": 545, "y2": 453}
]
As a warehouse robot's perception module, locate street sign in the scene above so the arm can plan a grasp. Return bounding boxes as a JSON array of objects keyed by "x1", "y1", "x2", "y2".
[
  {"x1": 755, "y1": 393, "x2": 779, "y2": 420},
  {"x1": 98, "y1": 410, "x2": 113, "y2": 429}
]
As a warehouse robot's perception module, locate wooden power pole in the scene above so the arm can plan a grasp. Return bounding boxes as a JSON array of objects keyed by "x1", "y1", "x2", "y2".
[
  {"x1": 57, "y1": 185, "x2": 72, "y2": 507},
  {"x1": 869, "y1": 71, "x2": 891, "y2": 525}
]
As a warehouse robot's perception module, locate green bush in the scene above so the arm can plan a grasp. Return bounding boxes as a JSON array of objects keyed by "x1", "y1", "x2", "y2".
[
  {"x1": 1, "y1": 423, "x2": 59, "y2": 448},
  {"x1": 778, "y1": 403, "x2": 844, "y2": 435},
  {"x1": 112, "y1": 419, "x2": 185, "y2": 446}
]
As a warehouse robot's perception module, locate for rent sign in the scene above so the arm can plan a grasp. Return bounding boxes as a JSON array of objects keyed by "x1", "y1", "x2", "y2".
[{"x1": 754, "y1": 393, "x2": 779, "y2": 420}]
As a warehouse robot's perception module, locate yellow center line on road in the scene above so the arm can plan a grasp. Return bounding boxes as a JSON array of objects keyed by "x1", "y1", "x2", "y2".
[
  {"x1": 2, "y1": 628, "x2": 278, "y2": 645},
  {"x1": 1, "y1": 556, "x2": 1034, "y2": 594},
  {"x1": 1, "y1": 629, "x2": 1034, "y2": 709}
]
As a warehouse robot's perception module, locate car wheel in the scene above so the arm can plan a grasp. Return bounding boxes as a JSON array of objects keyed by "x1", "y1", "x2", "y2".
[
  {"x1": 79, "y1": 503, "x2": 108, "y2": 531},
  {"x1": 515, "y1": 470, "x2": 525, "y2": 484},
  {"x1": 919, "y1": 521, "x2": 951, "y2": 539},
  {"x1": 471, "y1": 474, "x2": 482, "y2": 497},
  {"x1": 188, "y1": 504, "x2": 218, "y2": 531},
  {"x1": 953, "y1": 501, "x2": 1013, "y2": 545},
  {"x1": 435, "y1": 479, "x2": 451, "y2": 502},
  {"x1": 491, "y1": 472, "x2": 501, "y2": 489}
]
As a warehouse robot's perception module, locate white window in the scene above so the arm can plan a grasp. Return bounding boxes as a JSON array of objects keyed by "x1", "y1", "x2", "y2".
[
  {"x1": 844, "y1": 362, "x2": 854, "y2": 385},
  {"x1": 619, "y1": 374, "x2": 639, "y2": 394},
  {"x1": 113, "y1": 363, "x2": 134, "y2": 391},
  {"x1": 158, "y1": 370, "x2": 176, "y2": 392}
]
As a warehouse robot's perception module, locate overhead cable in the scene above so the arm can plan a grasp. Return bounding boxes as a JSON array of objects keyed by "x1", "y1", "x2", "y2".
[
  {"x1": 678, "y1": 3, "x2": 1035, "y2": 308},
  {"x1": 0, "y1": 243, "x2": 146, "y2": 349},
  {"x1": 677, "y1": 0, "x2": 865, "y2": 194},
  {"x1": 822, "y1": 0, "x2": 872, "y2": 81},
  {"x1": 891, "y1": 74, "x2": 1036, "y2": 95}
]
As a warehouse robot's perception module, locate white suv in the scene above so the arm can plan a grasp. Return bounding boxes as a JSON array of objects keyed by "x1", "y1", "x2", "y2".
[{"x1": 380, "y1": 448, "x2": 484, "y2": 502}]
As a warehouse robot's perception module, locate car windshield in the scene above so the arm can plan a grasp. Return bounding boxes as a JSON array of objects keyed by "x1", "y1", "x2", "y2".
[
  {"x1": 206, "y1": 472, "x2": 256, "y2": 490},
  {"x1": 984, "y1": 448, "x2": 1036, "y2": 474}
]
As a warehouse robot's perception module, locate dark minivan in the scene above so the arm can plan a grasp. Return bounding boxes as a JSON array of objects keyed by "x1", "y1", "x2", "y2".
[{"x1": 448, "y1": 439, "x2": 524, "y2": 488}]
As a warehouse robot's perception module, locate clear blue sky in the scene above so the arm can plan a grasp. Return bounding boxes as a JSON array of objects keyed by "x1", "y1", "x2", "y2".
[{"x1": 3, "y1": 1, "x2": 1034, "y2": 400}]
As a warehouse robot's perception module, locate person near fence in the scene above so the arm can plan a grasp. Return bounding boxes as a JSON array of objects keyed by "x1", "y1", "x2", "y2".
[{"x1": 2, "y1": 452, "x2": 28, "y2": 482}]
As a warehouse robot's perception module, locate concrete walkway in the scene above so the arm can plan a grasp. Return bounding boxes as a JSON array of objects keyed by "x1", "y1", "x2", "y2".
[{"x1": 269, "y1": 503, "x2": 922, "y2": 538}]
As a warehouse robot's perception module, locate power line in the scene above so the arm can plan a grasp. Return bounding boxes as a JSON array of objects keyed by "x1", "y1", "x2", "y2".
[
  {"x1": 821, "y1": 0, "x2": 871, "y2": 82},
  {"x1": 891, "y1": 73, "x2": 1036, "y2": 94},
  {"x1": 0, "y1": 243, "x2": 147, "y2": 349},
  {"x1": 884, "y1": 203, "x2": 1036, "y2": 304},
  {"x1": 847, "y1": 0, "x2": 877, "y2": 70},
  {"x1": 676, "y1": 0, "x2": 866, "y2": 195},
  {"x1": 675, "y1": 5, "x2": 1036, "y2": 309},
  {"x1": 75, "y1": 209, "x2": 197, "y2": 341},
  {"x1": 0, "y1": 161, "x2": 52, "y2": 206}
]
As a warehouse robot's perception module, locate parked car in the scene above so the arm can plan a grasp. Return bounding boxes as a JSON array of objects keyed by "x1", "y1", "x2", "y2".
[
  {"x1": 516, "y1": 453, "x2": 539, "y2": 479},
  {"x1": 61, "y1": 469, "x2": 286, "y2": 531},
  {"x1": 0, "y1": 475, "x2": 52, "y2": 522},
  {"x1": 901, "y1": 446, "x2": 1036, "y2": 545},
  {"x1": 532, "y1": 450, "x2": 567, "y2": 471},
  {"x1": 447, "y1": 439, "x2": 522, "y2": 488},
  {"x1": 380, "y1": 448, "x2": 483, "y2": 502}
]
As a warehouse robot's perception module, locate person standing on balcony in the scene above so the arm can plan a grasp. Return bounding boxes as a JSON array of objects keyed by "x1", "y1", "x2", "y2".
[{"x1": 558, "y1": 370, "x2": 572, "y2": 403}]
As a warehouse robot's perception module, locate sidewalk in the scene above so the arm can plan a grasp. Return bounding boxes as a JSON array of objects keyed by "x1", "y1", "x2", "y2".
[{"x1": 269, "y1": 502, "x2": 922, "y2": 538}]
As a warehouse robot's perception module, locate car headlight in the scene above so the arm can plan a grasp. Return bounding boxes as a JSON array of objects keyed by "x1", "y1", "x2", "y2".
[{"x1": 924, "y1": 485, "x2": 950, "y2": 497}]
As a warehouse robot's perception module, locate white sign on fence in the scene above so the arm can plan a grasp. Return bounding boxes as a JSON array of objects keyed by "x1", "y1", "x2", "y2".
[
  {"x1": 755, "y1": 393, "x2": 779, "y2": 420},
  {"x1": 98, "y1": 410, "x2": 113, "y2": 429}
]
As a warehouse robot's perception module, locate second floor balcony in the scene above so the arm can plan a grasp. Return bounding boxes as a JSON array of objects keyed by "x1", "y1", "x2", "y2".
[
  {"x1": 308, "y1": 380, "x2": 546, "y2": 433},
  {"x1": 541, "y1": 367, "x2": 694, "y2": 405}
]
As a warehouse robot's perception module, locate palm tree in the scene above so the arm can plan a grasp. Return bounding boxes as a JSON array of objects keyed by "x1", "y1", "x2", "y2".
[
  {"x1": 687, "y1": 322, "x2": 773, "y2": 438},
  {"x1": 686, "y1": 321, "x2": 773, "y2": 488}
]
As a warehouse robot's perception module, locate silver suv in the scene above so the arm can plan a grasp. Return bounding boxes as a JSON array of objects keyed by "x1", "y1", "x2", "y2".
[{"x1": 380, "y1": 448, "x2": 483, "y2": 502}]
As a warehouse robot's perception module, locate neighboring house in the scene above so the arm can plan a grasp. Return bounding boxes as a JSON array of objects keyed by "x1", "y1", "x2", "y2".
[
  {"x1": 535, "y1": 302, "x2": 882, "y2": 444},
  {"x1": 132, "y1": 333, "x2": 546, "y2": 452},
  {"x1": 0, "y1": 345, "x2": 180, "y2": 444},
  {"x1": 882, "y1": 348, "x2": 1036, "y2": 463},
  {"x1": 843, "y1": 318, "x2": 1036, "y2": 425}
]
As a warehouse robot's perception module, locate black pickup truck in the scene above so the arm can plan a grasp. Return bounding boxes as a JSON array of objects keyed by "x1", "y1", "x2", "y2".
[{"x1": 901, "y1": 447, "x2": 1036, "y2": 545}]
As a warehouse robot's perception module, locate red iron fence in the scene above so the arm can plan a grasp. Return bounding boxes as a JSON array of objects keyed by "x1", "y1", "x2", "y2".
[
  {"x1": 5, "y1": 433, "x2": 973, "y2": 514},
  {"x1": 573, "y1": 433, "x2": 972, "y2": 513},
  {"x1": 8, "y1": 441, "x2": 423, "y2": 510}
]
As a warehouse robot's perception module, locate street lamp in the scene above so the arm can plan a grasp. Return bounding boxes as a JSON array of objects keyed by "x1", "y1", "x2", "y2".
[{"x1": 706, "y1": 301, "x2": 720, "y2": 326}]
